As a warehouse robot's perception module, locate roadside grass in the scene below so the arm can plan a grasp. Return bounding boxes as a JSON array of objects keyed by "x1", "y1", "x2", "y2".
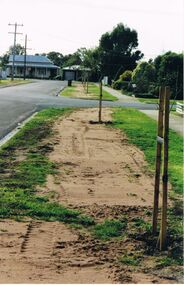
[
  {"x1": 0, "y1": 79, "x2": 31, "y2": 86},
  {"x1": 111, "y1": 107, "x2": 183, "y2": 255},
  {"x1": 137, "y1": 98, "x2": 183, "y2": 105},
  {"x1": 60, "y1": 85, "x2": 77, "y2": 97},
  {"x1": 88, "y1": 83, "x2": 118, "y2": 101},
  {"x1": 61, "y1": 82, "x2": 118, "y2": 101},
  {"x1": 112, "y1": 108, "x2": 183, "y2": 195},
  {"x1": 0, "y1": 108, "x2": 94, "y2": 226},
  {"x1": 93, "y1": 219, "x2": 127, "y2": 240}
]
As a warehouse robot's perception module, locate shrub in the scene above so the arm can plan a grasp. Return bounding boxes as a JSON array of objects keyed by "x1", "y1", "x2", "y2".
[
  {"x1": 120, "y1": 70, "x2": 132, "y2": 81},
  {"x1": 112, "y1": 79, "x2": 122, "y2": 90}
]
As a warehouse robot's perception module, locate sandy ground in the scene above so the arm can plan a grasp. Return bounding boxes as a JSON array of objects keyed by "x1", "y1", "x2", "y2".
[
  {"x1": 47, "y1": 108, "x2": 154, "y2": 207},
  {"x1": 0, "y1": 108, "x2": 180, "y2": 284}
]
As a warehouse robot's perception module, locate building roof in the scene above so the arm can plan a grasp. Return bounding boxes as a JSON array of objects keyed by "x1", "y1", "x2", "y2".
[{"x1": 7, "y1": 55, "x2": 59, "y2": 69}]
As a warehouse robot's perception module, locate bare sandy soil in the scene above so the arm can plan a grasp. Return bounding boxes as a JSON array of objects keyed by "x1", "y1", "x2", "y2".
[{"x1": 0, "y1": 108, "x2": 181, "y2": 283}]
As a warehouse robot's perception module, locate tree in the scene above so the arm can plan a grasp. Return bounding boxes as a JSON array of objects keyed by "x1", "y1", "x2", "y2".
[
  {"x1": 9, "y1": 44, "x2": 25, "y2": 55},
  {"x1": 47, "y1": 51, "x2": 64, "y2": 67},
  {"x1": 0, "y1": 44, "x2": 25, "y2": 70},
  {"x1": 0, "y1": 53, "x2": 9, "y2": 69},
  {"x1": 98, "y1": 23, "x2": 143, "y2": 82},
  {"x1": 154, "y1": 52, "x2": 183, "y2": 99},
  {"x1": 132, "y1": 61, "x2": 156, "y2": 94},
  {"x1": 80, "y1": 47, "x2": 101, "y2": 81},
  {"x1": 62, "y1": 50, "x2": 82, "y2": 67}
]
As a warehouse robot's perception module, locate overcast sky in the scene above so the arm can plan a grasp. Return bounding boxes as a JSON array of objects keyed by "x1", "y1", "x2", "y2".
[{"x1": 0, "y1": 0, "x2": 183, "y2": 60}]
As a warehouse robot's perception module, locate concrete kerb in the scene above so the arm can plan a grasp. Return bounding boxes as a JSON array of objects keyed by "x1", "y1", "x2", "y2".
[{"x1": 0, "y1": 112, "x2": 38, "y2": 148}]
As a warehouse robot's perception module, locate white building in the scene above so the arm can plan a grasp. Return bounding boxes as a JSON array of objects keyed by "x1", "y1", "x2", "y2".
[{"x1": 7, "y1": 55, "x2": 60, "y2": 79}]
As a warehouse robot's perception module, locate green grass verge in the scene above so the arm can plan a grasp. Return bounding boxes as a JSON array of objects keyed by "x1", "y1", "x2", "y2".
[
  {"x1": 111, "y1": 107, "x2": 183, "y2": 249},
  {"x1": 0, "y1": 79, "x2": 31, "y2": 86},
  {"x1": 0, "y1": 108, "x2": 94, "y2": 226},
  {"x1": 61, "y1": 82, "x2": 118, "y2": 101},
  {"x1": 137, "y1": 98, "x2": 184, "y2": 104},
  {"x1": 112, "y1": 108, "x2": 183, "y2": 195},
  {"x1": 93, "y1": 219, "x2": 127, "y2": 240},
  {"x1": 88, "y1": 83, "x2": 118, "y2": 101},
  {"x1": 60, "y1": 85, "x2": 77, "y2": 97}
]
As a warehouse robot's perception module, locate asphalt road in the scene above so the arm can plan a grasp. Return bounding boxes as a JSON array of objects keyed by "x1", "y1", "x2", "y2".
[{"x1": 0, "y1": 80, "x2": 156, "y2": 140}]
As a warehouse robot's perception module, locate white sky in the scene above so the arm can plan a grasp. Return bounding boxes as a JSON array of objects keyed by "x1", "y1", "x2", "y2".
[{"x1": 0, "y1": 0, "x2": 183, "y2": 60}]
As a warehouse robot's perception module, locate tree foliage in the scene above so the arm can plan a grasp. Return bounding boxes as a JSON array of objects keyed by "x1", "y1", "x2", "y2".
[
  {"x1": 132, "y1": 61, "x2": 156, "y2": 94},
  {"x1": 154, "y1": 52, "x2": 183, "y2": 99},
  {"x1": 9, "y1": 44, "x2": 25, "y2": 55},
  {"x1": 98, "y1": 23, "x2": 143, "y2": 81},
  {"x1": 120, "y1": 70, "x2": 132, "y2": 81},
  {"x1": 0, "y1": 44, "x2": 25, "y2": 69},
  {"x1": 47, "y1": 51, "x2": 64, "y2": 66}
]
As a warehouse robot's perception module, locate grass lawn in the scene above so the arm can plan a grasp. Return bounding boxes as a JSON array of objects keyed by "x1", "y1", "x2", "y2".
[
  {"x1": 137, "y1": 98, "x2": 183, "y2": 105},
  {"x1": 0, "y1": 79, "x2": 31, "y2": 86},
  {"x1": 112, "y1": 108, "x2": 183, "y2": 195},
  {"x1": 88, "y1": 83, "x2": 118, "y2": 101},
  {"x1": 111, "y1": 107, "x2": 183, "y2": 248},
  {"x1": 61, "y1": 82, "x2": 118, "y2": 101}
]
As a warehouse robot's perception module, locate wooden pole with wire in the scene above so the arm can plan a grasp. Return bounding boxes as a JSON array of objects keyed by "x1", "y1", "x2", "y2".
[{"x1": 152, "y1": 86, "x2": 165, "y2": 234}]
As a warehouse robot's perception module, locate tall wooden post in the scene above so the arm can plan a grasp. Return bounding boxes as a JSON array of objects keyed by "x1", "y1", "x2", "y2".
[
  {"x1": 152, "y1": 87, "x2": 165, "y2": 234},
  {"x1": 160, "y1": 86, "x2": 170, "y2": 250},
  {"x1": 99, "y1": 80, "x2": 103, "y2": 123}
]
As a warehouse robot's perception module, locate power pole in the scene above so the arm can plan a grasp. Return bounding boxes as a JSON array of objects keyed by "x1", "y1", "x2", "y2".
[
  {"x1": 8, "y1": 22, "x2": 23, "y2": 81},
  {"x1": 23, "y1": 34, "x2": 27, "y2": 80}
]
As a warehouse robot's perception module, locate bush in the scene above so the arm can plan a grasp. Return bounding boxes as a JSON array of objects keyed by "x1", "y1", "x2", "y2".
[
  {"x1": 112, "y1": 79, "x2": 122, "y2": 90},
  {"x1": 120, "y1": 70, "x2": 132, "y2": 81}
]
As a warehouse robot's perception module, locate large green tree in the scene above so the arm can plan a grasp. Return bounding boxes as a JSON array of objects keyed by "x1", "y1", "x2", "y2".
[
  {"x1": 9, "y1": 44, "x2": 25, "y2": 55},
  {"x1": 132, "y1": 61, "x2": 156, "y2": 94},
  {"x1": 47, "y1": 51, "x2": 64, "y2": 67},
  {"x1": 0, "y1": 44, "x2": 25, "y2": 69},
  {"x1": 154, "y1": 52, "x2": 183, "y2": 99},
  {"x1": 98, "y1": 23, "x2": 143, "y2": 82}
]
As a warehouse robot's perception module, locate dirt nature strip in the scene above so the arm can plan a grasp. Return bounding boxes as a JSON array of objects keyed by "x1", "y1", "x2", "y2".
[{"x1": 0, "y1": 108, "x2": 183, "y2": 283}]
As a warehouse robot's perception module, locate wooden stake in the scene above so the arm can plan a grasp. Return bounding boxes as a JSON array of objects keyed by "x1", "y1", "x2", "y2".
[
  {"x1": 152, "y1": 87, "x2": 165, "y2": 234},
  {"x1": 99, "y1": 80, "x2": 103, "y2": 123},
  {"x1": 160, "y1": 86, "x2": 170, "y2": 250},
  {"x1": 86, "y1": 74, "x2": 89, "y2": 94}
]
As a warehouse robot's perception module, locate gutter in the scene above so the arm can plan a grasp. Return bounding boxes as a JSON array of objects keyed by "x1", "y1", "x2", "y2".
[{"x1": 0, "y1": 111, "x2": 38, "y2": 148}]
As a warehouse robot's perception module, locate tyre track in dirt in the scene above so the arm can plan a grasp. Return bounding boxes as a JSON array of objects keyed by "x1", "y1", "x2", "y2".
[{"x1": 48, "y1": 108, "x2": 155, "y2": 207}]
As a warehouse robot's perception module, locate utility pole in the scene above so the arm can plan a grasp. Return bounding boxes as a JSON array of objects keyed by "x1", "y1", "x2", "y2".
[
  {"x1": 23, "y1": 34, "x2": 27, "y2": 80},
  {"x1": 8, "y1": 22, "x2": 23, "y2": 81}
]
